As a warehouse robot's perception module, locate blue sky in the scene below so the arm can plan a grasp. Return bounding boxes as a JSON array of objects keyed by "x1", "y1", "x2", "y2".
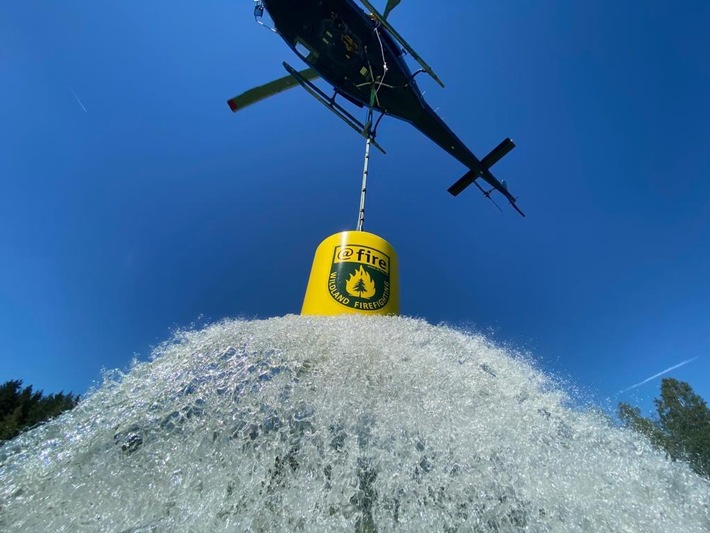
[{"x1": 1, "y1": 0, "x2": 708, "y2": 416}]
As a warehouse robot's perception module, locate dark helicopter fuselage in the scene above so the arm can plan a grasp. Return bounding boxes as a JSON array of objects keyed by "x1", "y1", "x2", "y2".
[
  {"x1": 262, "y1": 0, "x2": 487, "y2": 175},
  {"x1": 264, "y1": 0, "x2": 421, "y2": 120}
]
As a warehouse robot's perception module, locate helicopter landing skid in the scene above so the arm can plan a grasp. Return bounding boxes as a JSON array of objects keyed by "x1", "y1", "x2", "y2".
[
  {"x1": 282, "y1": 62, "x2": 386, "y2": 154},
  {"x1": 357, "y1": 0, "x2": 444, "y2": 88}
]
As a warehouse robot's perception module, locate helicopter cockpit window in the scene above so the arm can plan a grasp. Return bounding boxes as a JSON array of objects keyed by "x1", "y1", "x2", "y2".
[{"x1": 295, "y1": 42, "x2": 310, "y2": 58}]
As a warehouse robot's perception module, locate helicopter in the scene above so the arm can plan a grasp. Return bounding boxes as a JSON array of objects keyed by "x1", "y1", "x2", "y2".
[{"x1": 228, "y1": 0, "x2": 524, "y2": 216}]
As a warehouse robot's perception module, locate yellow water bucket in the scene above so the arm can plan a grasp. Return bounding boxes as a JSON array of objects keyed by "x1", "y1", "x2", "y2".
[{"x1": 301, "y1": 231, "x2": 400, "y2": 316}]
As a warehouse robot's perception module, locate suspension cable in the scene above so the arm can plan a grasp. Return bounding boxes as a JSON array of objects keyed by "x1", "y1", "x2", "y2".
[
  {"x1": 373, "y1": 25, "x2": 389, "y2": 99},
  {"x1": 357, "y1": 98, "x2": 376, "y2": 232},
  {"x1": 355, "y1": 23, "x2": 390, "y2": 231},
  {"x1": 356, "y1": 135, "x2": 372, "y2": 232}
]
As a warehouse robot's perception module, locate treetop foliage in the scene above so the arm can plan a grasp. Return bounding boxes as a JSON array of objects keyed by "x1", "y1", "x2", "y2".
[
  {"x1": 618, "y1": 377, "x2": 710, "y2": 479},
  {"x1": 0, "y1": 379, "x2": 80, "y2": 442}
]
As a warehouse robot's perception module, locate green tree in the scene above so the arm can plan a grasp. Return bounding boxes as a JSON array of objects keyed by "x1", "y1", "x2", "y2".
[
  {"x1": 0, "y1": 379, "x2": 80, "y2": 442},
  {"x1": 353, "y1": 279, "x2": 368, "y2": 296},
  {"x1": 618, "y1": 378, "x2": 710, "y2": 479}
]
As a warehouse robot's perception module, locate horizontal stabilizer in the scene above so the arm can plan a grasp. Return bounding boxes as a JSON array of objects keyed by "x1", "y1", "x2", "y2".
[
  {"x1": 481, "y1": 138, "x2": 515, "y2": 169},
  {"x1": 448, "y1": 138, "x2": 515, "y2": 197},
  {"x1": 227, "y1": 68, "x2": 320, "y2": 112},
  {"x1": 447, "y1": 137, "x2": 524, "y2": 216},
  {"x1": 447, "y1": 169, "x2": 478, "y2": 197}
]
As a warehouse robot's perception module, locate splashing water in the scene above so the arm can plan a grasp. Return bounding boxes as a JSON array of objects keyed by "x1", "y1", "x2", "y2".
[{"x1": 1, "y1": 316, "x2": 708, "y2": 531}]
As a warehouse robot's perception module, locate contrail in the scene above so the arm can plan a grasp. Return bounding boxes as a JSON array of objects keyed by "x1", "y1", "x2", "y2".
[
  {"x1": 70, "y1": 89, "x2": 88, "y2": 113},
  {"x1": 619, "y1": 357, "x2": 699, "y2": 394}
]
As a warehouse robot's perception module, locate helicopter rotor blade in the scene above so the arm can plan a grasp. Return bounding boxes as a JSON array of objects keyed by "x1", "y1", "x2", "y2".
[
  {"x1": 383, "y1": 0, "x2": 401, "y2": 19},
  {"x1": 227, "y1": 68, "x2": 320, "y2": 112}
]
